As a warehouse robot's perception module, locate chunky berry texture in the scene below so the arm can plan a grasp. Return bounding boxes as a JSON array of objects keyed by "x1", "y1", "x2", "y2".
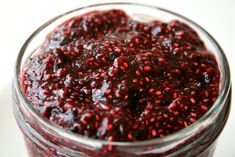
[{"x1": 22, "y1": 10, "x2": 220, "y2": 142}]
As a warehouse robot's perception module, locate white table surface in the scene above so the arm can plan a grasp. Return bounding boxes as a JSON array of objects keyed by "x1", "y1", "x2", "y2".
[{"x1": 0, "y1": 0, "x2": 234, "y2": 156}]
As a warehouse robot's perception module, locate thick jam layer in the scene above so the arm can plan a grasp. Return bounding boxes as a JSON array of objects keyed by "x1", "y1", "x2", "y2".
[{"x1": 22, "y1": 9, "x2": 220, "y2": 142}]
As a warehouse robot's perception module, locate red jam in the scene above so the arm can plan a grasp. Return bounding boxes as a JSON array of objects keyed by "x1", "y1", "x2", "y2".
[{"x1": 22, "y1": 9, "x2": 220, "y2": 142}]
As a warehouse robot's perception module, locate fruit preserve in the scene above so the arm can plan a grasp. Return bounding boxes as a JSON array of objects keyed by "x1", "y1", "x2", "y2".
[{"x1": 12, "y1": 3, "x2": 231, "y2": 157}]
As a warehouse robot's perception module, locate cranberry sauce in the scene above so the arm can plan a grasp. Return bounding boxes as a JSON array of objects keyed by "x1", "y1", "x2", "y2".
[{"x1": 22, "y1": 9, "x2": 220, "y2": 142}]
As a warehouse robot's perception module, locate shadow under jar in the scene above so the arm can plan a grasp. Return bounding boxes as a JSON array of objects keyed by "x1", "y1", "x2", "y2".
[{"x1": 12, "y1": 3, "x2": 231, "y2": 157}]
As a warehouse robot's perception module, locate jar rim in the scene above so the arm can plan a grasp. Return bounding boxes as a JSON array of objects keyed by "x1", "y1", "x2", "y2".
[{"x1": 14, "y1": 2, "x2": 231, "y2": 147}]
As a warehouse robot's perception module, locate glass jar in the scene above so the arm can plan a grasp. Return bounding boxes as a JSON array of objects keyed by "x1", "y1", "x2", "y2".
[{"x1": 12, "y1": 2, "x2": 231, "y2": 157}]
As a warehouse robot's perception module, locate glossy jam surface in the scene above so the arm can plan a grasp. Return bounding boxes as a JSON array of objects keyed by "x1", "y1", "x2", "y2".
[{"x1": 22, "y1": 9, "x2": 220, "y2": 142}]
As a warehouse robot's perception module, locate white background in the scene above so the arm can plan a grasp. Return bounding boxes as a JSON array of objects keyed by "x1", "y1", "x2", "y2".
[{"x1": 0, "y1": 0, "x2": 234, "y2": 156}]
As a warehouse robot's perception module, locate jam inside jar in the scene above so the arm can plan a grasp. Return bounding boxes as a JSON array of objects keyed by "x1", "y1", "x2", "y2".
[{"x1": 12, "y1": 3, "x2": 231, "y2": 157}]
